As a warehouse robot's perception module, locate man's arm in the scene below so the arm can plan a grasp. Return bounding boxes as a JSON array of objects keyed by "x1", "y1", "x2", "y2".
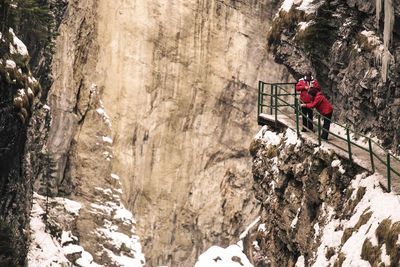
[{"x1": 305, "y1": 95, "x2": 323, "y2": 108}]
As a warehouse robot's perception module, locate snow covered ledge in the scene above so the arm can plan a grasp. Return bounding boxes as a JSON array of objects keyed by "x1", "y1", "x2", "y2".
[
  {"x1": 193, "y1": 217, "x2": 261, "y2": 267},
  {"x1": 28, "y1": 173, "x2": 145, "y2": 267}
]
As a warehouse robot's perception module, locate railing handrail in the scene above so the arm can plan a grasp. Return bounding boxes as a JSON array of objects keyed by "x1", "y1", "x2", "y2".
[
  {"x1": 270, "y1": 84, "x2": 400, "y2": 160},
  {"x1": 261, "y1": 82, "x2": 398, "y2": 158},
  {"x1": 257, "y1": 80, "x2": 398, "y2": 192}
]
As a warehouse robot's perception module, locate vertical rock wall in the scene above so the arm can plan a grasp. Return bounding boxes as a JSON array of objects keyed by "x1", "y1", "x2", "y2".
[
  {"x1": 0, "y1": 28, "x2": 41, "y2": 266},
  {"x1": 268, "y1": 0, "x2": 400, "y2": 151},
  {"x1": 46, "y1": 0, "x2": 286, "y2": 266},
  {"x1": 248, "y1": 126, "x2": 400, "y2": 266}
]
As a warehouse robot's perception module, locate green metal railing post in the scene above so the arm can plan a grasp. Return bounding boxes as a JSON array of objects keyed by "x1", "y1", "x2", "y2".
[
  {"x1": 295, "y1": 98, "x2": 300, "y2": 135},
  {"x1": 368, "y1": 139, "x2": 375, "y2": 173},
  {"x1": 294, "y1": 84, "x2": 297, "y2": 115},
  {"x1": 317, "y1": 115, "x2": 321, "y2": 146},
  {"x1": 261, "y1": 82, "x2": 265, "y2": 114},
  {"x1": 270, "y1": 84, "x2": 273, "y2": 115},
  {"x1": 258, "y1": 81, "x2": 262, "y2": 117},
  {"x1": 274, "y1": 85, "x2": 278, "y2": 128},
  {"x1": 387, "y1": 153, "x2": 391, "y2": 192},
  {"x1": 346, "y1": 128, "x2": 352, "y2": 162}
]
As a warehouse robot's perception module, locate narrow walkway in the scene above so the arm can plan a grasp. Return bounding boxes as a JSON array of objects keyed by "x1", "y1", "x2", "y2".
[{"x1": 258, "y1": 113, "x2": 400, "y2": 193}]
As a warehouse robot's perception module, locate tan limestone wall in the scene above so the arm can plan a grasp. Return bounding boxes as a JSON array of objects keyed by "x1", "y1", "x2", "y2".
[{"x1": 47, "y1": 0, "x2": 286, "y2": 266}]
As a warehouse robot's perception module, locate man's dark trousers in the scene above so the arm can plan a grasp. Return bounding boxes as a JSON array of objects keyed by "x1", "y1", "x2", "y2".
[
  {"x1": 301, "y1": 107, "x2": 313, "y2": 131},
  {"x1": 321, "y1": 112, "x2": 333, "y2": 140}
]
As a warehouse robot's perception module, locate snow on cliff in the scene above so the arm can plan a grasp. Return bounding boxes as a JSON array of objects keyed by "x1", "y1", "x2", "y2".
[
  {"x1": 313, "y1": 172, "x2": 400, "y2": 266},
  {"x1": 252, "y1": 125, "x2": 400, "y2": 266},
  {"x1": 28, "y1": 173, "x2": 145, "y2": 267},
  {"x1": 193, "y1": 217, "x2": 262, "y2": 267}
]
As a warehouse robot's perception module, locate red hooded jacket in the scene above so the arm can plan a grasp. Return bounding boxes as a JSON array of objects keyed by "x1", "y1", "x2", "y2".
[
  {"x1": 296, "y1": 78, "x2": 321, "y2": 103},
  {"x1": 305, "y1": 92, "x2": 333, "y2": 116}
]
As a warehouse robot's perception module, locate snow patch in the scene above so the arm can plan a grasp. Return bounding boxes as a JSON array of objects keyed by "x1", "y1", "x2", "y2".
[
  {"x1": 291, "y1": 208, "x2": 301, "y2": 229},
  {"x1": 91, "y1": 203, "x2": 113, "y2": 216},
  {"x1": 94, "y1": 94, "x2": 112, "y2": 127},
  {"x1": 102, "y1": 136, "x2": 113, "y2": 144},
  {"x1": 331, "y1": 159, "x2": 345, "y2": 174},
  {"x1": 28, "y1": 76, "x2": 38, "y2": 84},
  {"x1": 63, "y1": 244, "x2": 84, "y2": 255},
  {"x1": 280, "y1": 0, "x2": 294, "y2": 12},
  {"x1": 6, "y1": 59, "x2": 16, "y2": 69},
  {"x1": 9, "y1": 28, "x2": 28, "y2": 56},
  {"x1": 297, "y1": 0, "x2": 319, "y2": 14},
  {"x1": 89, "y1": 179, "x2": 145, "y2": 266},
  {"x1": 28, "y1": 193, "x2": 101, "y2": 266},
  {"x1": 194, "y1": 245, "x2": 253, "y2": 267},
  {"x1": 76, "y1": 251, "x2": 102, "y2": 267},
  {"x1": 28, "y1": 198, "x2": 70, "y2": 266},
  {"x1": 61, "y1": 231, "x2": 77, "y2": 246},
  {"x1": 113, "y1": 207, "x2": 135, "y2": 224},
  {"x1": 253, "y1": 240, "x2": 261, "y2": 251},
  {"x1": 295, "y1": 255, "x2": 305, "y2": 267},
  {"x1": 380, "y1": 244, "x2": 391, "y2": 266},
  {"x1": 298, "y1": 21, "x2": 312, "y2": 31},
  {"x1": 97, "y1": 228, "x2": 140, "y2": 251},
  {"x1": 255, "y1": 126, "x2": 282, "y2": 145},
  {"x1": 314, "y1": 172, "x2": 400, "y2": 266},
  {"x1": 111, "y1": 173, "x2": 120, "y2": 180},
  {"x1": 285, "y1": 128, "x2": 298, "y2": 145},
  {"x1": 313, "y1": 223, "x2": 320, "y2": 240},
  {"x1": 105, "y1": 248, "x2": 144, "y2": 267},
  {"x1": 240, "y1": 216, "x2": 261, "y2": 239},
  {"x1": 63, "y1": 198, "x2": 82, "y2": 215},
  {"x1": 313, "y1": 217, "x2": 342, "y2": 266},
  {"x1": 361, "y1": 30, "x2": 381, "y2": 47}
]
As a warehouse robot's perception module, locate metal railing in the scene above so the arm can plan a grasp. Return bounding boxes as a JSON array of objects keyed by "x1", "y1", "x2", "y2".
[{"x1": 257, "y1": 81, "x2": 400, "y2": 192}]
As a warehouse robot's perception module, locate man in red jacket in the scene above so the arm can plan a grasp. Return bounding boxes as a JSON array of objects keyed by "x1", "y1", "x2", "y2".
[
  {"x1": 301, "y1": 88, "x2": 333, "y2": 140},
  {"x1": 296, "y1": 71, "x2": 321, "y2": 132}
]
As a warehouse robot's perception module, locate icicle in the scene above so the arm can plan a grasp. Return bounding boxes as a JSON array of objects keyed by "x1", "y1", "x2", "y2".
[
  {"x1": 382, "y1": 0, "x2": 394, "y2": 82},
  {"x1": 376, "y1": 0, "x2": 382, "y2": 28},
  {"x1": 383, "y1": 0, "x2": 394, "y2": 47}
]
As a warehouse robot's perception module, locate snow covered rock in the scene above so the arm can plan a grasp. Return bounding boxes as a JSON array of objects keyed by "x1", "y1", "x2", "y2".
[
  {"x1": 248, "y1": 125, "x2": 400, "y2": 266},
  {"x1": 194, "y1": 245, "x2": 253, "y2": 267}
]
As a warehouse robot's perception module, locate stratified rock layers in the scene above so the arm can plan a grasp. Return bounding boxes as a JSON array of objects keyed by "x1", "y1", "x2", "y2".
[{"x1": 47, "y1": 0, "x2": 285, "y2": 266}]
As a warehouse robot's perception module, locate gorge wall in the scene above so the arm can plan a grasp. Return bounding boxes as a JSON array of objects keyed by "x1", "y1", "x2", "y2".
[
  {"x1": 246, "y1": 126, "x2": 400, "y2": 266},
  {"x1": 2, "y1": 0, "x2": 400, "y2": 266},
  {"x1": 0, "y1": 26, "x2": 42, "y2": 265},
  {"x1": 44, "y1": 0, "x2": 287, "y2": 266},
  {"x1": 268, "y1": 0, "x2": 400, "y2": 151}
]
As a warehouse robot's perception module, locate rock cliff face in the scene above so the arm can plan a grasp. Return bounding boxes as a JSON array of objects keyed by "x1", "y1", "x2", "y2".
[
  {"x1": 0, "y1": 28, "x2": 41, "y2": 266},
  {"x1": 268, "y1": 0, "x2": 400, "y2": 151},
  {"x1": 44, "y1": 0, "x2": 286, "y2": 266}
]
